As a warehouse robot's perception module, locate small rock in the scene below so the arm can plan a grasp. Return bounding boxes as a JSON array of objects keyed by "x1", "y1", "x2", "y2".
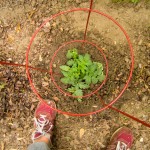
[
  {"x1": 139, "y1": 63, "x2": 142, "y2": 68},
  {"x1": 60, "y1": 27, "x2": 63, "y2": 32},
  {"x1": 39, "y1": 55, "x2": 42, "y2": 61},
  {"x1": 140, "y1": 137, "x2": 144, "y2": 142},
  {"x1": 42, "y1": 81, "x2": 49, "y2": 87},
  {"x1": 53, "y1": 64, "x2": 56, "y2": 68},
  {"x1": 45, "y1": 22, "x2": 50, "y2": 28},
  {"x1": 7, "y1": 58, "x2": 12, "y2": 61}
]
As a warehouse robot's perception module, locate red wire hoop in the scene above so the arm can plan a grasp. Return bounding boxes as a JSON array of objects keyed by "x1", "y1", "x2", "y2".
[
  {"x1": 26, "y1": 8, "x2": 134, "y2": 116},
  {"x1": 50, "y1": 40, "x2": 108, "y2": 98}
]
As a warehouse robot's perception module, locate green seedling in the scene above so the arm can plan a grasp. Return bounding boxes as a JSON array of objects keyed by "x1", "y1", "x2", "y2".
[{"x1": 60, "y1": 48, "x2": 105, "y2": 101}]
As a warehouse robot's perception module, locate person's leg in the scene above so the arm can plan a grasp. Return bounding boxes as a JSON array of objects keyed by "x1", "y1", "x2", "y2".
[
  {"x1": 107, "y1": 127, "x2": 134, "y2": 150},
  {"x1": 27, "y1": 142, "x2": 50, "y2": 150},
  {"x1": 27, "y1": 101, "x2": 56, "y2": 150}
]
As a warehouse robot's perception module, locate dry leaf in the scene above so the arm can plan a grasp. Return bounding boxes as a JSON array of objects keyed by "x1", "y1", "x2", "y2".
[
  {"x1": 1, "y1": 142, "x2": 4, "y2": 150},
  {"x1": 63, "y1": 114, "x2": 69, "y2": 119},
  {"x1": 53, "y1": 96, "x2": 60, "y2": 101},
  {"x1": 31, "y1": 98, "x2": 38, "y2": 103},
  {"x1": 30, "y1": 104, "x2": 35, "y2": 111},
  {"x1": 17, "y1": 137, "x2": 24, "y2": 141},
  {"x1": 79, "y1": 128, "x2": 85, "y2": 138},
  {"x1": 16, "y1": 23, "x2": 21, "y2": 33},
  {"x1": 39, "y1": 55, "x2": 43, "y2": 62}
]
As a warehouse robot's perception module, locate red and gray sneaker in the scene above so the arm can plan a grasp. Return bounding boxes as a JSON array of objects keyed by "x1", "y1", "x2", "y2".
[
  {"x1": 32, "y1": 101, "x2": 56, "y2": 142},
  {"x1": 107, "y1": 127, "x2": 134, "y2": 150}
]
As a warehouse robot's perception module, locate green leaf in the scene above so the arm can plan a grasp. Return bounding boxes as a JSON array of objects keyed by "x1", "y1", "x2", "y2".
[
  {"x1": 66, "y1": 50, "x2": 73, "y2": 59},
  {"x1": 67, "y1": 49, "x2": 78, "y2": 59},
  {"x1": 84, "y1": 76, "x2": 91, "y2": 85},
  {"x1": 78, "y1": 82, "x2": 89, "y2": 89},
  {"x1": 68, "y1": 87, "x2": 75, "y2": 93},
  {"x1": 60, "y1": 77, "x2": 69, "y2": 84},
  {"x1": 92, "y1": 76, "x2": 99, "y2": 84},
  {"x1": 90, "y1": 63, "x2": 97, "y2": 73},
  {"x1": 77, "y1": 98, "x2": 82, "y2": 102},
  {"x1": 84, "y1": 53, "x2": 90, "y2": 61},
  {"x1": 97, "y1": 68, "x2": 102, "y2": 76},
  {"x1": 79, "y1": 55, "x2": 84, "y2": 61},
  {"x1": 74, "y1": 89, "x2": 83, "y2": 97},
  {"x1": 60, "y1": 65, "x2": 70, "y2": 71},
  {"x1": 69, "y1": 76, "x2": 76, "y2": 85},
  {"x1": 67, "y1": 60, "x2": 74, "y2": 66},
  {"x1": 131, "y1": 0, "x2": 139, "y2": 3},
  {"x1": 98, "y1": 74, "x2": 105, "y2": 82},
  {"x1": 96, "y1": 62, "x2": 103, "y2": 69},
  {"x1": 61, "y1": 71, "x2": 68, "y2": 77}
]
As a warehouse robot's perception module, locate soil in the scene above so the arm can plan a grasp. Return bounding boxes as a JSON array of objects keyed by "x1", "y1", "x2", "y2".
[{"x1": 0, "y1": 0, "x2": 150, "y2": 150}]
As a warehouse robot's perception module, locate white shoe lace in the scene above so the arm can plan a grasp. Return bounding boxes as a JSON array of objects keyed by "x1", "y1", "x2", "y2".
[
  {"x1": 32, "y1": 114, "x2": 53, "y2": 141},
  {"x1": 116, "y1": 141, "x2": 129, "y2": 150}
]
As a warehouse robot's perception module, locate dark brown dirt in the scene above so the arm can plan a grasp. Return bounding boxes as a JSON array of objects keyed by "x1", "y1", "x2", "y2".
[{"x1": 0, "y1": 0, "x2": 150, "y2": 150}]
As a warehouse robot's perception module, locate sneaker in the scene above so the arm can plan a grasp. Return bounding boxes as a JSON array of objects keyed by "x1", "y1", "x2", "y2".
[
  {"x1": 107, "y1": 127, "x2": 133, "y2": 150},
  {"x1": 32, "y1": 101, "x2": 56, "y2": 141}
]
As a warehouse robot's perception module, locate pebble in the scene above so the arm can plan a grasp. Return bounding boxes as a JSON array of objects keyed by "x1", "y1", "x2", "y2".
[
  {"x1": 45, "y1": 22, "x2": 50, "y2": 28},
  {"x1": 53, "y1": 64, "x2": 56, "y2": 68},
  {"x1": 140, "y1": 137, "x2": 144, "y2": 142},
  {"x1": 138, "y1": 63, "x2": 142, "y2": 68}
]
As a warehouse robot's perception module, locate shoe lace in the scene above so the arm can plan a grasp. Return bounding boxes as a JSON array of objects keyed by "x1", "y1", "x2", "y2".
[
  {"x1": 32, "y1": 114, "x2": 53, "y2": 141},
  {"x1": 116, "y1": 141, "x2": 128, "y2": 150}
]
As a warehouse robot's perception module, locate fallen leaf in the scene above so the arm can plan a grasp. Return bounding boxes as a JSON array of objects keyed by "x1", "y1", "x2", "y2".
[
  {"x1": 79, "y1": 128, "x2": 85, "y2": 138},
  {"x1": 39, "y1": 55, "x2": 43, "y2": 61},
  {"x1": 53, "y1": 96, "x2": 60, "y2": 101},
  {"x1": 63, "y1": 114, "x2": 69, "y2": 119},
  {"x1": 1, "y1": 141, "x2": 4, "y2": 150},
  {"x1": 31, "y1": 98, "x2": 38, "y2": 102},
  {"x1": 30, "y1": 104, "x2": 35, "y2": 111},
  {"x1": 15, "y1": 23, "x2": 21, "y2": 33},
  {"x1": 17, "y1": 137, "x2": 24, "y2": 141}
]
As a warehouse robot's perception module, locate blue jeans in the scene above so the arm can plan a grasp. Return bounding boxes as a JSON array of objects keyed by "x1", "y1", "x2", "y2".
[{"x1": 27, "y1": 142, "x2": 50, "y2": 150}]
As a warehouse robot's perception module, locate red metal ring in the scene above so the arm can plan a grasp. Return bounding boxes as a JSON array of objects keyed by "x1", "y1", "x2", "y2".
[
  {"x1": 26, "y1": 8, "x2": 134, "y2": 116},
  {"x1": 50, "y1": 40, "x2": 108, "y2": 98}
]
